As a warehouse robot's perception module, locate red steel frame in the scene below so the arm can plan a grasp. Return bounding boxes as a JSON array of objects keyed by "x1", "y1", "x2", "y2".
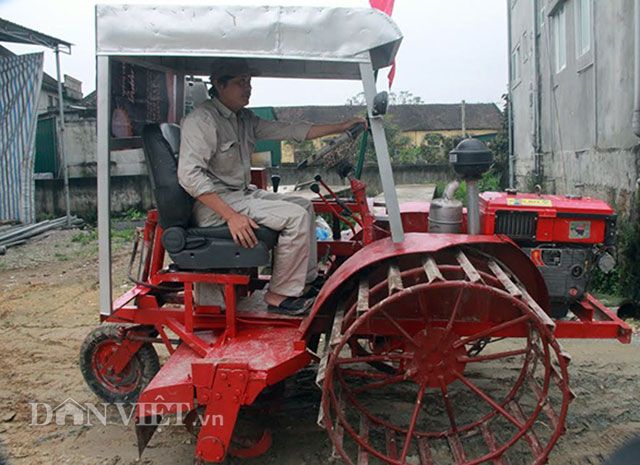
[{"x1": 95, "y1": 176, "x2": 631, "y2": 463}]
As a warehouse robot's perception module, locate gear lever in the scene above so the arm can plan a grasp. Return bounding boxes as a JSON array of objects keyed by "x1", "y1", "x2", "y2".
[{"x1": 271, "y1": 174, "x2": 281, "y2": 193}]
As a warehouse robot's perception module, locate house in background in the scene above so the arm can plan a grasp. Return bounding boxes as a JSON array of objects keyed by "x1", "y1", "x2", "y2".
[
  {"x1": 508, "y1": 0, "x2": 639, "y2": 216},
  {"x1": 273, "y1": 103, "x2": 503, "y2": 163}
]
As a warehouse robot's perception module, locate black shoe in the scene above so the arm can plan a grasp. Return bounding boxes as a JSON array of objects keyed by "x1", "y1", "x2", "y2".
[
  {"x1": 301, "y1": 275, "x2": 328, "y2": 299},
  {"x1": 308, "y1": 274, "x2": 327, "y2": 291},
  {"x1": 267, "y1": 296, "x2": 314, "y2": 316}
]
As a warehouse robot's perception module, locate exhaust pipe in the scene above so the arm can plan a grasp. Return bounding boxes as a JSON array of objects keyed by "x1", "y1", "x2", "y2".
[{"x1": 449, "y1": 139, "x2": 493, "y2": 235}]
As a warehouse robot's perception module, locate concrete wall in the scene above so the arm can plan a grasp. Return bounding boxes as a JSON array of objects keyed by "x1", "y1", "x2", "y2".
[
  {"x1": 65, "y1": 117, "x2": 97, "y2": 177},
  {"x1": 35, "y1": 164, "x2": 453, "y2": 220},
  {"x1": 510, "y1": 0, "x2": 640, "y2": 216},
  {"x1": 35, "y1": 176, "x2": 154, "y2": 221},
  {"x1": 61, "y1": 115, "x2": 148, "y2": 178}
]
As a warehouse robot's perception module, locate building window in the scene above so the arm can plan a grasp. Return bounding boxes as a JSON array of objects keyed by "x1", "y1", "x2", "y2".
[
  {"x1": 553, "y1": 4, "x2": 567, "y2": 73},
  {"x1": 575, "y1": 0, "x2": 591, "y2": 57},
  {"x1": 511, "y1": 44, "x2": 521, "y2": 83}
]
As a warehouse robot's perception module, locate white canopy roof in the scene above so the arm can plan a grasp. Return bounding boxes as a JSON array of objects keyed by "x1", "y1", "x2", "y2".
[{"x1": 95, "y1": 4, "x2": 402, "y2": 79}]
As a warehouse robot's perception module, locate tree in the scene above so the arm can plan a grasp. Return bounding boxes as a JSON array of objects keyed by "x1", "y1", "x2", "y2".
[
  {"x1": 389, "y1": 91, "x2": 424, "y2": 105},
  {"x1": 345, "y1": 91, "x2": 425, "y2": 106},
  {"x1": 484, "y1": 94, "x2": 510, "y2": 190}
]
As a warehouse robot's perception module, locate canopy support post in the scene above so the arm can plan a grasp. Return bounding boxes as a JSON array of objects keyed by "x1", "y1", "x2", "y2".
[
  {"x1": 359, "y1": 60, "x2": 404, "y2": 243},
  {"x1": 97, "y1": 56, "x2": 113, "y2": 316},
  {"x1": 54, "y1": 45, "x2": 71, "y2": 227}
]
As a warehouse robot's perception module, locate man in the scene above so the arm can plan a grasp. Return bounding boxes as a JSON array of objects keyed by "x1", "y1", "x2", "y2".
[{"x1": 178, "y1": 58, "x2": 365, "y2": 315}]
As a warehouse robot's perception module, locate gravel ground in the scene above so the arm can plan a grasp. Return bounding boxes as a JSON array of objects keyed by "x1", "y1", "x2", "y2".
[{"x1": 0, "y1": 229, "x2": 638, "y2": 465}]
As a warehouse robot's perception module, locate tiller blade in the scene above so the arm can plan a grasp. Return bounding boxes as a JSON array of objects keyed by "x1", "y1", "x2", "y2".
[{"x1": 135, "y1": 415, "x2": 162, "y2": 458}]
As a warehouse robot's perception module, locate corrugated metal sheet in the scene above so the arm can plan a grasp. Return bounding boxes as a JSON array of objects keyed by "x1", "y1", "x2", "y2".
[
  {"x1": 0, "y1": 52, "x2": 44, "y2": 224},
  {"x1": 95, "y1": 5, "x2": 402, "y2": 79}
]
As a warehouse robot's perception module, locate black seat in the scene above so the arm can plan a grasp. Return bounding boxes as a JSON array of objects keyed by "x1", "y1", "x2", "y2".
[{"x1": 141, "y1": 123, "x2": 278, "y2": 270}]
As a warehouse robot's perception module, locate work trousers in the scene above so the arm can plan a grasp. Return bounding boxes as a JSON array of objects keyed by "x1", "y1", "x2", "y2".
[{"x1": 194, "y1": 188, "x2": 318, "y2": 303}]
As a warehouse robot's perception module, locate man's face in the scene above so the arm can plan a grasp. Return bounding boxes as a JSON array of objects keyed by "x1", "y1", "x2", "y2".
[{"x1": 215, "y1": 74, "x2": 252, "y2": 111}]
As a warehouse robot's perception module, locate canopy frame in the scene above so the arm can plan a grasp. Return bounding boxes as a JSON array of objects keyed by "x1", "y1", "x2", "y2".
[{"x1": 95, "y1": 5, "x2": 404, "y2": 315}]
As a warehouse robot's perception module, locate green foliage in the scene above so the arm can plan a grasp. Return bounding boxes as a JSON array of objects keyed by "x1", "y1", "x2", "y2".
[
  {"x1": 71, "y1": 228, "x2": 98, "y2": 245},
  {"x1": 588, "y1": 217, "x2": 640, "y2": 300},
  {"x1": 346, "y1": 90, "x2": 425, "y2": 106},
  {"x1": 113, "y1": 228, "x2": 136, "y2": 243},
  {"x1": 294, "y1": 93, "x2": 511, "y2": 196},
  {"x1": 589, "y1": 266, "x2": 621, "y2": 296},
  {"x1": 118, "y1": 207, "x2": 146, "y2": 221},
  {"x1": 617, "y1": 218, "x2": 640, "y2": 301},
  {"x1": 434, "y1": 170, "x2": 503, "y2": 205},
  {"x1": 484, "y1": 94, "x2": 510, "y2": 191},
  {"x1": 360, "y1": 117, "x2": 462, "y2": 166},
  {"x1": 83, "y1": 209, "x2": 98, "y2": 226},
  {"x1": 70, "y1": 226, "x2": 135, "y2": 245}
]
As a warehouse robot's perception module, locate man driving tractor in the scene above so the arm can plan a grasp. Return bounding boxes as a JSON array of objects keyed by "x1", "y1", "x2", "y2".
[{"x1": 178, "y1": 58, "x2": 365, "y2": 315}]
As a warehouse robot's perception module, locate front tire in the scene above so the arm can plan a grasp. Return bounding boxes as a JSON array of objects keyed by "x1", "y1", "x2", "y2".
[{"x1": 79, "y1": 325, "x2": 160, "y2": 403}]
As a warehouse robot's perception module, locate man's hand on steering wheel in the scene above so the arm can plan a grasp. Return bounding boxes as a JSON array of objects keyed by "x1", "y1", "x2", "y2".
[{"x1": 227, "y1": 212, "x2": 259, "y2": 248}]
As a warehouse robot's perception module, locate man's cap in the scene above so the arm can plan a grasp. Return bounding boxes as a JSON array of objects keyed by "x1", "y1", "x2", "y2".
[{"x1": 209, "y1": 58, "x2": 259, "y2": 80}]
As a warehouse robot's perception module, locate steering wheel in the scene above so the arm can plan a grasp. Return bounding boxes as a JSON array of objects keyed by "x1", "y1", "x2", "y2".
[{"x1": 296, "y1": 122, "x2": 367, "y2": 170}]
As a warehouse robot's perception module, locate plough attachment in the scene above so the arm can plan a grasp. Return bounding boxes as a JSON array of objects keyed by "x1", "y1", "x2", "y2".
[{"x1": 135, "y1": 326, "x2": 310, "y2": 462}]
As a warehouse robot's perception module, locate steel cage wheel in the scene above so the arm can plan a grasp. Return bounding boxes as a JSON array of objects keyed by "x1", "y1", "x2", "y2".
[
  {"x1": 320, "y1": 249, "x2": 572, "y2": 465},
  {"x1": 79, "y1": 324, "x2": 160, "y2": 403}
]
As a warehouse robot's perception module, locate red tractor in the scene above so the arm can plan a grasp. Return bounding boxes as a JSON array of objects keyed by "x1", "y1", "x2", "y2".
[{"x1": 83, "y1": 5, "x2": 631, "y2": 465}]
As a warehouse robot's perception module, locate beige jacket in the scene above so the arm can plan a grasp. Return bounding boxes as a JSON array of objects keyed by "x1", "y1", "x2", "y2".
[{"x1": 178, "y1": 98, "x2": 311, "y2": 198}]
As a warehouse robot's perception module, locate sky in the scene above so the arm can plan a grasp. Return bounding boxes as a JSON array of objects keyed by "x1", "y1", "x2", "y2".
[{"x1": 0, "y1": 0, "x2": 508, "y2": 107}]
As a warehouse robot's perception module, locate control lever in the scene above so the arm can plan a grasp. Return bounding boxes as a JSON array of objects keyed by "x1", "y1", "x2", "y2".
[
  {"x1": 314, "y1": 174, "x2": 354, "y2": 217},
  {"x1": 310, "y1": 183, "x2": 356, "y2": 238},
  {"x1": 271, "y1": 174, "x2": 281, "y2": 193}
]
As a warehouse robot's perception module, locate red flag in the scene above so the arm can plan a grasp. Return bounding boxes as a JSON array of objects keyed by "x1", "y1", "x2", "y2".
[
  {"x1": 369, "y1": 0, "x2": 394, "y2": 16},
  {"x1": 369, "y1": 0, "x2": 397, "y2": 87}
]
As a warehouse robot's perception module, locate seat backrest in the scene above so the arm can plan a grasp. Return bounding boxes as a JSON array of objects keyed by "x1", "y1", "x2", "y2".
[
  {"x1": 160, "y1": 123, "x2": 181, "y2": 155},
  {"x1": 142, "y1": 123, "x2": 193, "y2": 229}
]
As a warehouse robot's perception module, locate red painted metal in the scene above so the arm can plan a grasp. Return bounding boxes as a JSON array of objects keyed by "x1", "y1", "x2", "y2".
[
  {"x1": 555, "y1": 293, "x2": 632, "y2": 343},
  {"x1": 250, "y1": 167, "x2": 268, "y2": 190},
  {"x1": 87, "y1": 184, "x2": 629, "y2": 465},
  {"x1": 141, "y1": 210, "x2": 158, "y2": 281},
  {"x1": 400, "y1": 202, "x2": 430, "y2": 233},
  {"x1": 111, "y1": 285, "x2": 149, "y2": 313},
  {"x1": 312, "y1": 190, "x2": 358, "y2": 237},
  {"x1": 301, "y1": 233, "x2": 550, "y2": 337},
  {"x1": 480, "y1": 191, "x2": 615, "y2": 243},
  {"x1": 317, "y1": 240, "x2": 362, "y2": 257},
  {"x1": 91, "y1": 338, "x2": 144, "y2": 394},
  {"x1": 321, "y1": 255, "x2": 572, "y2": 465},
  {"x1": 135, "y1": 326, "x2": 311, "y2": 461},
  {"x1": 228, "y1": 430, "x2": 273, "y2": 458},
  {"x1": 103, "y1": 338, "x2": 145, "y2": 375}
]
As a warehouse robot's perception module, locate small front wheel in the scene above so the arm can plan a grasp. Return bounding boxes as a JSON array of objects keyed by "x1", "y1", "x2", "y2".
[{"x1": 79, "y1": 325, "x2": 160, "y2": 403}]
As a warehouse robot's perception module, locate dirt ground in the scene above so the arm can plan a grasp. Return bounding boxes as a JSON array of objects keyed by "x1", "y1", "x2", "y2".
[{"x1": 0, "y1": 228, "x2": 639, "y2": 465}]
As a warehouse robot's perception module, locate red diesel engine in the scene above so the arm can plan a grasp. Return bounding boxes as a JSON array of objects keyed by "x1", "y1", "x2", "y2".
[{"x1": 480, "y1": 191, "x2": 617, "y2": 317}]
